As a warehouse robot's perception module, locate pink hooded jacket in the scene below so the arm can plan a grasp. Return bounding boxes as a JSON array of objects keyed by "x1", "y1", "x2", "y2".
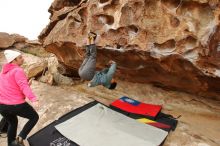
[{"x1": 0, "y1": 63, "x2": 37, "y2": 105}]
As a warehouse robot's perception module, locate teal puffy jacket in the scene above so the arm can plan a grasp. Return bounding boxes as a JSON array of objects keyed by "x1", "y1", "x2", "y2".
[{"x1": 89, "y1": 62, "x2": 117, "y2": 88}]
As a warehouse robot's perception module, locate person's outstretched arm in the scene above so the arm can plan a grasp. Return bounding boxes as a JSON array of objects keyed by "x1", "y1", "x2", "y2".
[{"x1": 14, "y1": 68, "x2": 37, "y2": 103}]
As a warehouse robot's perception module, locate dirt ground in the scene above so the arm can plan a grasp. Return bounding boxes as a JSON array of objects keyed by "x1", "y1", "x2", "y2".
[
  {"x1": 1, "y1": 80, "x2": 220, "y2": 146},
  {"x1": 0, "y1": 52, "x2": 220, "y2": 146}
]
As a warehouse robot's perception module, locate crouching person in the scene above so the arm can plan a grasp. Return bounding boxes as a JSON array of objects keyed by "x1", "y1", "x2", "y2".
[{"x1": 0, "y1": 50, "x2": 39, "y2": 146}]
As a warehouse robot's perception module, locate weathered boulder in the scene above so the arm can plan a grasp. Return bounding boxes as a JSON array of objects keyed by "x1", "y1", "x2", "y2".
[
  {"x1": 11, "y1": 34, "x2": 27, "y2": 43},
  {"x1": 25, "y1": 61, "x2": 48, "y2": 79},
  {"x1": 39, "y1": 0, "x2": 220, "y2": 99},
  {"x1": 0, "y1": 32, "x2": 15, "y2": 49},
  {"x1": 38, "y1": 71, "x2": 54, "y2": 85}
]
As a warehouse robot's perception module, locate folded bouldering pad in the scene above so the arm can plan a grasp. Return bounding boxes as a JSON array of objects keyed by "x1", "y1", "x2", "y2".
[{"x1": 110, "y1": 96, "x2": 162, "y2": 119}]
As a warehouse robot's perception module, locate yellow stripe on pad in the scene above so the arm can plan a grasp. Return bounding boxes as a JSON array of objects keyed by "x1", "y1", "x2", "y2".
[{"x1": 137, "y1": 118, "x2": 155, "y2": 124}]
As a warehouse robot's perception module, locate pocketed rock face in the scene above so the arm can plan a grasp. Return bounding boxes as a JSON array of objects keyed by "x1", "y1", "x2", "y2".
[{"x1": 39, "y1": 0, "x2": 220, "y2": 99}]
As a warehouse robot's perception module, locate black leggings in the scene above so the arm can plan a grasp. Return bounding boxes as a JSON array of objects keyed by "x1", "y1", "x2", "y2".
[{"x1": 0, "y1": 102, "x2": 39, "y2": 145}]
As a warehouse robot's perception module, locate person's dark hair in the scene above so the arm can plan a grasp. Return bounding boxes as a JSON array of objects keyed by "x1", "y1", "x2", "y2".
[{"x1": 109, "y1": 82, "x2": 117, "y2": 90}]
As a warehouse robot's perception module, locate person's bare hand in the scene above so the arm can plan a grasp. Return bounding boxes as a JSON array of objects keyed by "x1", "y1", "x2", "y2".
[
  {"x1": 108, "y1": 60, "x2": 115, "y2": 65},
  {"x1": 32, "y1": 101, "x2": 39, "y2": 110}
]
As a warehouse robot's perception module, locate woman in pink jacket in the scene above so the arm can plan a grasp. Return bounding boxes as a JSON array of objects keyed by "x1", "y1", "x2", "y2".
[{"x1": 0, "y1": 50, "x2": 39, "y2": 146}]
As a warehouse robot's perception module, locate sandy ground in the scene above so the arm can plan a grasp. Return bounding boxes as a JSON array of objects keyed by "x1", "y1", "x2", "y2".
[
  {"x1": 0, "y1": 52, "x2": 220, "y2": 146},
  {"x1": 1, "y1": 80, "x2": 220, "y2": 146}
]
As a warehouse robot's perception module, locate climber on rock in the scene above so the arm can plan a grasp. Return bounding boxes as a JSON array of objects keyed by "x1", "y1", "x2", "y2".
[{"x1": 78, "y1": 32, "x2": 117, "y2": 90}]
